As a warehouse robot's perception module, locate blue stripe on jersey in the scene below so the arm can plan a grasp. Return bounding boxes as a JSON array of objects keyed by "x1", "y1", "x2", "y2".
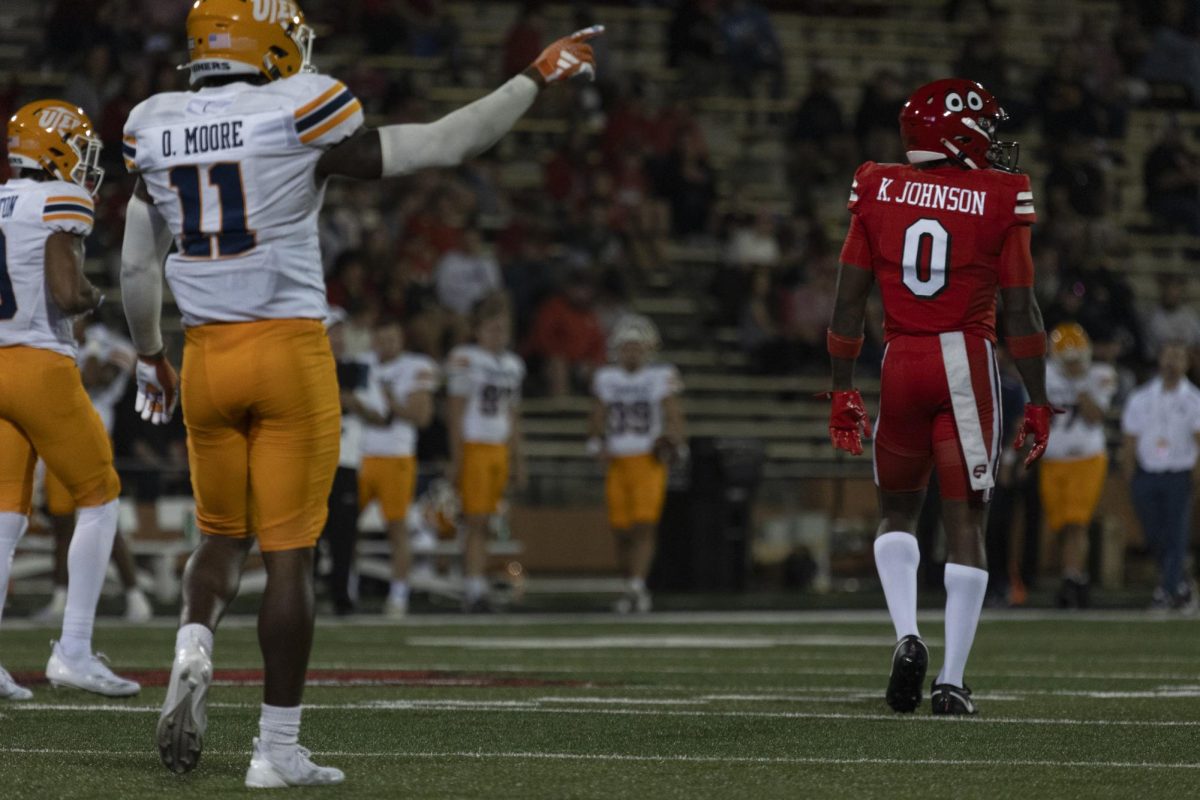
[
  {"x1": 122, "y1": 143, "x2": 136, "y2": 158},
  {"x1": 44, "y1": 203, "x2": 94, "y2": 216},
  {"x1": 295, "y1": 90, "x2": 355, "y2": 134}
]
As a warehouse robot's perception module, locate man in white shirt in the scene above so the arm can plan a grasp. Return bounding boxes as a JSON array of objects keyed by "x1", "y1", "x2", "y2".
[{"x1": 1120, "y1": 341, "x2": 1200, "y2": 611}]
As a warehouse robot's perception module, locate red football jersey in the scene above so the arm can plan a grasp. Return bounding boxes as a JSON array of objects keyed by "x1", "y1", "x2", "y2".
[{"x1": 839, "y1": 161, "x2": 1036, "y2": 342}]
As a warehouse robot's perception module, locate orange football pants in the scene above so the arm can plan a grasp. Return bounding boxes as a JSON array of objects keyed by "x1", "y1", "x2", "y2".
[
  {"x1": 358, "y1": 456, "x2": 417, "y2": 521},
  {"x1": 605, "y1": 453, "x2": 667, "y2": 530},
  {"x1": 182, "y1": 319, "x2": 340, "y2": 552},
  {"x1": 0, "y1": 346, "x2": 120, "y2": 514}
]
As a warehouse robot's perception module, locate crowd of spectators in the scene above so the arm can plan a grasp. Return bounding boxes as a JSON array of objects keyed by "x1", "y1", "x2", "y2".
[{"x1": 0, "y1": 0, "x2": 1196, "y2": 409}]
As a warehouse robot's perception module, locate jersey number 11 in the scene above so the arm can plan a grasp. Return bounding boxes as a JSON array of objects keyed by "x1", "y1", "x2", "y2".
[{"x1": 170, "y1": 162, "x2": 256, "y2": 258}]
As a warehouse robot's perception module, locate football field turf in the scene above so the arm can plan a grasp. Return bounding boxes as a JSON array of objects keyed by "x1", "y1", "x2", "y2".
[{"x1": 0, "y1": 611, "x2": 1197, "y2": 799}]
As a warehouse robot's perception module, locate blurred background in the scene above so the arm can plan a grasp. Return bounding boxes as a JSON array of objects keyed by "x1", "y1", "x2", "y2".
[{"x1": 2, "y1": 0, "x2": 1199, "y2": 611}]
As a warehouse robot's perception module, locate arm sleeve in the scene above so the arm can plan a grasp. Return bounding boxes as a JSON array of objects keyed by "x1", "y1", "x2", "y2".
[
  {"x1": 663, "y1": 365, "x2": 684, "y2": 396},
  {"x1": 379, "y1": 75, "x2": 539, "y2": 176},
  {"x1": 839, "y1": 214, "x2": 873, "y2": 271},
  {"x1": 120, "y1": 194, "x2": 174, "y2": 356},
  {"x1": 292, "y1": 79, "x2": 365, "y2": 150},
  {"x1": 42, "y1": 186, "x2": 94, "y2": 236},
  {"x1": 998, "y1": 224, "x2": 1035, "y2": 289}
]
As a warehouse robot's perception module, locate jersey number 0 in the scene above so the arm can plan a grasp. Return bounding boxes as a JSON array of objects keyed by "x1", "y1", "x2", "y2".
[
  {"x1": 169, "y1": 163, "x2": 256, "y2": 258},
  {"x1": 901, "y1": 219, "x2": 950, "y2": 298}
]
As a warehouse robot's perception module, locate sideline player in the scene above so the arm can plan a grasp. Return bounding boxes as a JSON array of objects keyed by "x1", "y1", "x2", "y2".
[
  {"x1": 446, "y1": 293, "x2": 526, "y2": 612},
  {"x1": 37, "y1": 320, "x2": 153, "y2": 624},
  {"x1": 359, "y1": 320, "x2": 438, "y2": 618},
  {"x1": 587, "y1": 315, "x2": 685, "y2": 613},
  {"x1": 1040, "y1": 323, "x2": 1116, "y2": 608},
  {"x1": 826, "y1": 79, "x2": 1053, "y2": 715},
  {"x1": 0, "y1": 100, "x2": 140, "y2": 699},
  {"x1": 119, "y1": 0, "x2": 602, "y2": 785}
]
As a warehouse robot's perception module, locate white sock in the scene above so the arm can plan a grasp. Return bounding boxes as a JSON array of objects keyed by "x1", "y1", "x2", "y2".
[
  {"x1": 938, "y1": 563, "x2": 989, "y2": 688},
  {"x1": 874, "y1": 532, "x2": 921, "y2": 640},
  {"x1": 389, "y1": 580, "x2": 409, "y2": 603},
  {"x1": 59, "y1": 499, "x2": 119, "y2": 660},
  {"x1": 0, "y1": 513, "x2": 28, "y2": 629},
  {"x1": 259, "y1": 703, "x2": 302, "y2": 749},
  {"x1": 628, "y1": 577, "x2": 646, "y2": 594},
  {"x1": 176, "y1": 623, "x2": 214, "y2": 657},
  {"x1": 464, "y1": 576, "x2": 487, "y2": 602}
]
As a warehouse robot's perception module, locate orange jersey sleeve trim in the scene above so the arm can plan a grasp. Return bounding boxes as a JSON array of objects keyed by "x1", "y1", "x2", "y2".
[
  {"x1": 998, "y1": 224, "x2": 1035, "y2": 288},
  {"x1": 46, "y1": 195, "x2": 94, "y2": 209},
  {"x1": 43, "y1": 212, "x2": 94, "y2": 225},
  {"x1": 839, "y1": 213, "x2": 873, "y2": 271},
  {"x1": 294, "y1": 83, "x2": 345, "y2": 119},
  {"x1": 298, "y1": 99, "x2": 362, "y2": 144}
]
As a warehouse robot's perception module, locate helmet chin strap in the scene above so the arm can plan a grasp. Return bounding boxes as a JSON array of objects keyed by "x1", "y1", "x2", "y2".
[{"x1": 940, "y1": 138, "x2": 980, "y2": 170}]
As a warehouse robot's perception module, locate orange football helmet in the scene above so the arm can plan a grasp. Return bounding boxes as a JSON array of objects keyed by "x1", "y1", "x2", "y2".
[
  {"x1": 1050, "y1": 322, "x2": 1091, "y2": 364},
  {"x1": 182, "y1": 0, "x2": 315, "y2": 85},
  {"x1": 7, "y1": 99, "x2": 104, "y2": 195}
]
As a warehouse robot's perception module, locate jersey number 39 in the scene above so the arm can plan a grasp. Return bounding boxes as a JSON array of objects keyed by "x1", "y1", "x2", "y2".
[{"x1": 901, "y1": 219, "x2": 950, "y2": 298}]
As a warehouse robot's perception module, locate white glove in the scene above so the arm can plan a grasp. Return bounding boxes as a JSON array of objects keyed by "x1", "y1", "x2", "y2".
[{"x1": 134, "y1": 354, "x2": 179, "y2": 425}]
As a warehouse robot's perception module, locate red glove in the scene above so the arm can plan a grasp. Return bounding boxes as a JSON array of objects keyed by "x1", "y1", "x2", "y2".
[
  {"x1": 528, "y1": 26, "x2": 604, "y2": 85},
  {"x1": 827, "y1": 390, "x2": 873, "y2": 456},
  {"x1": 1013, "y1": 403, "x2": 1058, "y2": 468}
]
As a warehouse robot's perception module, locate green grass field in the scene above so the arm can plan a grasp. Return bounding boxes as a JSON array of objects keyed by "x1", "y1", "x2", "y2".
[{"x1": 1, "y1": 610, "x2": 1198, "y2": 799}]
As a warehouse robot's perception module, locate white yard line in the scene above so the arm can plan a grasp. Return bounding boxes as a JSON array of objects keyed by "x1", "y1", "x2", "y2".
[
  {"x1": 11, "y1": 701, "x2": 1200, "y2": 727},
  {"x1": 1, "y1": 746, "x2": 1198, "y2": 770}
]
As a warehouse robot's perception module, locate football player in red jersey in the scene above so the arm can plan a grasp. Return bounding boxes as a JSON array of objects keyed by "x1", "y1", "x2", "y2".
[{"x1": 826, "y1": 79, "x2": 1054, "y2": 715}]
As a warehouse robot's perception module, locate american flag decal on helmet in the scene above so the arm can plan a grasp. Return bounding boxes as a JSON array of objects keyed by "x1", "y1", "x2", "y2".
[{"x1": 208, "y1": 32, "x2": 232, "y2": 48}]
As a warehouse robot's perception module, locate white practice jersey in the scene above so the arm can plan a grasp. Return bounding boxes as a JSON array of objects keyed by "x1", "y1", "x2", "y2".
[
  {"x1": 593, "y1": 364, "x2": 683, "y2": 457},
  {"x1": 78, "y1": 324, "x2": 136, "y2": 433},
  {"x1": 361, "y1": 352, "x2": 440, "y2": 458},
  {"x1": 0, "y1": 178, "x2": 94, "y2": 358},
  {"x1": 124, "y1": 73, "x2": 363, "y2": 327},
  {"x1": 1044, "y1": 360, "x2": 1118, "y2": 461},
  {"x1": 446, "y1": 345, "x2": 525, "y2": 445}
]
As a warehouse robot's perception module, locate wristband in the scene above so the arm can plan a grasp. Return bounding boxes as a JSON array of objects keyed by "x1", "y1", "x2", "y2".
[
  {"x1": 827, "y1": 329, "x2": 864, "y2": 360},
  {"x1": 1006, "y1": 332, "x2": 1047, "y2": 359}
]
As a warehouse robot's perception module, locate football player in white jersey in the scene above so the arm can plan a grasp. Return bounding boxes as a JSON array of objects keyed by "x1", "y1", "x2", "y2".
[
  {"x1": 588, "y1": 315, "x2": 685, "y2": 613},
  {"x1": 359, "y1": 320, "x2": 438, "y2": 618},
  {"x1": 1040, "y1": 323, "x2": 1118, "y2": 608},
  {"x1": 37, "y1": 320, "x2": 153, "y2": 625},
  {"x1": 0, "y1": 100, "x2": 140, "y2": 700},
  {"x1": 118, "y1": 0, "x2": 602, "y2": 785},
  {"x1": 446, "y1": 293, "x2": 527, "y2": 612}
]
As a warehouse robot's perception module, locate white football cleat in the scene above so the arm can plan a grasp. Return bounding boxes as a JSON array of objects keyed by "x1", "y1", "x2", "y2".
[
  {"x1": 125, "y1": 589, "x2": 153, "y2": 623},
  {"x1": 45, "y1": 641, "x2": 141, "y2": 697},
  {"x1": 156, "y1": 635, "x2": 213, "y2": 774},
  {"x1": 245, "y1": 738, "x2": 345, "y2": 788},
  {"x1": 0, "y1": 665, "x2": 33, "y2": 701}
]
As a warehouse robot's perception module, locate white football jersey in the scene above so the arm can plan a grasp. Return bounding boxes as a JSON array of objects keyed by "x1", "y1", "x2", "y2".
[
  {"x1": 1044, "y1": 360, "x2": 1117, "y2": 461},
  {"x1": 123, "y1": 73, "x2": 364, "y2": 328},
  {"x1": 593, "y1": 364, "x2": 683, "y2": 457},
  {"x1": 78, "y1": 324, "x2": 136, "y2": 433},
  {"x1": 446, "y1": 345, "x2": 525, "y2": 444},
  {"x1": 0, "y1": 178, "x2": 94, "y2": 358},
  {"x1": 361, "y1": 352, "x2": 440, "y2": 458}
]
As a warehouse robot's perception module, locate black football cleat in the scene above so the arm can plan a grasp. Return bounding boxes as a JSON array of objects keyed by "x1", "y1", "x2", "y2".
[
  {"x1": 885, "y1": 634, "x2": 928, "y2": 713},
  {"x1": 931, "y1": 682, "x2": 978, "y2": 715},
  {"x1": 1056, "y1": 576, "x2": 1090, "y2": 609}
]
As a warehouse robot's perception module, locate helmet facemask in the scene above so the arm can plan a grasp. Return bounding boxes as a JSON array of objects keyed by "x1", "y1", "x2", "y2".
[
  {"x1": 66, "y1": 130, "x2": 104, "y2": 195},
  {"x1": 262, "y1": 17, "x2": 316, "y2": 80}
]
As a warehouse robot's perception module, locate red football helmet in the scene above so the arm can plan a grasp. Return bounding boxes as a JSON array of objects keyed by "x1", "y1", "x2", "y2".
[{"x1": 899, "y1": 78, "x2": 1018, "y2": 172}]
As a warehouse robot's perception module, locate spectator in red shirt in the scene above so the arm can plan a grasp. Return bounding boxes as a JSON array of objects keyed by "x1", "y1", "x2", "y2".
[{"x1": 525, "y1": 269, "x2": 608, "y2": 396}]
